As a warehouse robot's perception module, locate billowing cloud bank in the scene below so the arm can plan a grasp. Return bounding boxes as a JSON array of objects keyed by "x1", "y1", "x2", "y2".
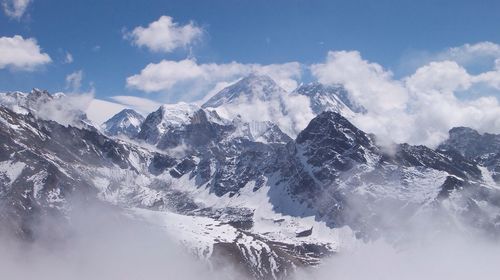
[
  {"x1": 312, "y1": 43, "x2": 500, "y2": 147},
  {"x1": 126, "y1": 59, "x2": 302, "y2": 100},
  {"x1": 0, "y1": 202, "x2": 244, "y2": 280}
]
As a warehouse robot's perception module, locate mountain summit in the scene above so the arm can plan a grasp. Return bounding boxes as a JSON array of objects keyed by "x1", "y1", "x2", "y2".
[
  {"x1": 202, "y1": 74, "x2": 287, "y2": 108},
  {"x1": 102, "y1": 109, "x2": 145, "y2": 138}
]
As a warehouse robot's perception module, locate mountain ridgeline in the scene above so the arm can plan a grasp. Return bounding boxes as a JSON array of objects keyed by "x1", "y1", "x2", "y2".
[{"x1": 1, "y1": 74, "x2": 500, "y2": 279}]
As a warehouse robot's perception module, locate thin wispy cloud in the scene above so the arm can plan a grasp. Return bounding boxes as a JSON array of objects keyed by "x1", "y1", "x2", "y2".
[
  {"x1": 64, "y1": 52, "x2": 73, "y2": 64},
  {"x1": 1, "y1": 0, "x2": 31, "y2": 20},
  {"x1": 65, "y1": 70, "x2": 83, "y2": 92}
]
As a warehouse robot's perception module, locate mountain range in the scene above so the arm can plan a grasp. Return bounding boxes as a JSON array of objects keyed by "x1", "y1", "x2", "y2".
[{"x1": 1, "y1": 74, "x2": 500, "y2": 279}]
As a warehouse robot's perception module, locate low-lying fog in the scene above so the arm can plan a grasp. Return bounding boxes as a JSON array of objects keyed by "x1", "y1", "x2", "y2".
[{"x1": 2, "y1": 199, "x2": 500, "y2": 280}]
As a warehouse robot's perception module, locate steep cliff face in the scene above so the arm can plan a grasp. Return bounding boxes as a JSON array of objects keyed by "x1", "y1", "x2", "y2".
[{"x1": 439, "y1": 127, "x2": 500, "y2": 183}]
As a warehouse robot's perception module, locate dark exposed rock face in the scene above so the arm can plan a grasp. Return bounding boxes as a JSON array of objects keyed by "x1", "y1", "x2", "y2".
[
  {"x1": 136, "y1": 105, "x2": 165, "y2": 145},
  {"x1": 439, "y1": 127, "x2": 500, "y2": 159},
  {"x1": 296, "y1": 227, "x2": 313, "y2": 237},
  {"x1": 438, "y1": 176, "x2": 466, "y2": 199},
  {"x1": 295, "y1": 111, "x2": 376, "y2": 174},
  {"x1": 388, "y1": 144, "x2": 482, "y2": 180},
  {"x1": 439, "y1": 127, "x2": 500, "y2": 182}
]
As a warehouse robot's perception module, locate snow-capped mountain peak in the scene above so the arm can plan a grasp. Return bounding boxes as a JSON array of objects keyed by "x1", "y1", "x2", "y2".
[
  {"x1": 0, "y1": 89, "x2": 92, "y2": 128},
  {"x1": 158, "y1": 103, "x2": 204, "y2": 126},
  {"x1": 0, "y1": 88, "x2": 54, "y2": 114},
  {"x1": 202, "y1": 74, "x2": 287, "y2": 108},
  {"x1": 136, "y1": 102, "x2": 229, "y2": 145},
  {"x1": 102, "y1": 108, "x2": 145, "y2": 138},
  {"x1": 137, "y1": 103, "x2": 198, "y2": 145}
]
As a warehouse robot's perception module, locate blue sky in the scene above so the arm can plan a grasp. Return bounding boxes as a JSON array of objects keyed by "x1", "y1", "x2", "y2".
[{"x1": 2, "y1": 0, "x2": 500, "y2": 103}]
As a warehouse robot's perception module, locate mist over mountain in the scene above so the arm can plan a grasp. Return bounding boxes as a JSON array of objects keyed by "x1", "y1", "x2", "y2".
[{"x1": 2, "y1": 74, "x2": 500, "y2": 279}]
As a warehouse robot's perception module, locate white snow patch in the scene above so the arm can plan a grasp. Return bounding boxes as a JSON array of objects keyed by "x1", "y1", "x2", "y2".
[{"x1": 0, "y1": 161, "x2": 25, "y2": 183}]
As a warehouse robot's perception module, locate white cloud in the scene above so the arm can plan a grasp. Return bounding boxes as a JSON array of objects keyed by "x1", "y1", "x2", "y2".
[
  {"x1": 126, "y1": 59, "x2": 302, "y2": 100},
  {"x1": 297, "y1": 226, "x2": 500, "y2": 280},
  {"x1": 0, "y1": 204, "x2": 240, "y2": 280},
  {"x1": 251, "y1": 63, "x2": 303, "y2": 92},
  {"x1": 64, "y1": 52, "x2": 73, "y2": 64},
  {"x1": 405, "y1": 61, "x2": 472, "y2": 93},
  {"x1": 127, "y1": 59, "x2": 205, "y2": 93},
  {"x1": 471, "y1": 59, "x2": 500, "y2": 89},
  {"x1": 36, "y1": 93, "x2": 94, "y2": 127},
  {"x1": 0, "y1": 35, "x2": 51, "y2": 71},
  {"x1": 1, "y1": 0, "x2": 30, "y2": 19},
  {"x1": 311, "y1": 51, "x2": 408, "y2": 114},
  {"x1": 312, "y1": 50, "x2": 500, "y2": 147},
  {"x1": 126, "y1": 15, "x2": 203, "y2": 53},
  {"x1": 402, "y1": 41, "x2": 500, "y2": 72}
]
